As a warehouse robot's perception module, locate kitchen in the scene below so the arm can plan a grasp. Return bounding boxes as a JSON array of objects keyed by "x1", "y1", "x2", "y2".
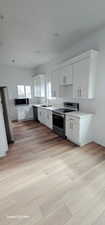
[
  {"x1": 0, "y1": 50, "x2": 97, "y2": 156},
  {"x1": 0, "y1": 0, "x2": 105, "y2": 224},
  {"x1": 32, "y1": 50, "x2": 97, "y2": 146}
]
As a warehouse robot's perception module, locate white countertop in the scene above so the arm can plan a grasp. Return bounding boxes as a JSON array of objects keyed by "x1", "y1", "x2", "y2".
[
  {"x1": 32, "y1": 104, "x2": 59, "y2": 111},
  {"x1": 44, "y1": 106, "x2": 59, "y2": 111},
  {"x1": 32, "y1": 104, "x2": 94, "y2": 117},
  {"x1": 66, "y1": 111, "x2": 94, "y2": 118},
  {"x1": 32, "y1": 104, "x2": 41, "y2": 107}
]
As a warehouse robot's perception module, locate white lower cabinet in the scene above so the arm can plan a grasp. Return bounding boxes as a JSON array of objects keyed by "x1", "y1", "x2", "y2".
[
  {"x1": 0, "y1": 101, "x2": 8, "y2": 157},
  {"x1": 38, "y1": 107, "x2": 93, "y2": 146},
  {"x1": 38, "y1": 107, "x2": 52, "y2": 129},
  {"x1": 66, "y1": 114, "x2": 93, "y2": 146},
  {"x1": 45, "y1": 110, "x2": 52, "y2": 129},
  {"x1": 16, "y1": 105, "x2": 33, "y2": 121},
  {"x1": 66, "y1": 117, "x2": 79, "y2": 144},
  {"x1": 38, "y1": 107, "x2": 43, "y2": 123},
  {"x1": 38, "y1": 108, "x2": 47, "y2": 125}
]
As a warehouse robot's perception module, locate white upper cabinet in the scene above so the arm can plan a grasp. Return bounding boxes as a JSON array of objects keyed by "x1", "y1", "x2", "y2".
[
  {"x1": 33, "y1": 50, "x2": 98, "y2": 100},
  {"x1": 60, "y1": 64, "x2": 72, "y2": 86},
  {"x1": 72, "y1": 50, "x2": 98, "y2": 99},
  {"x1": 73, "y1": 57, "x2": 90, "y2": 98}
]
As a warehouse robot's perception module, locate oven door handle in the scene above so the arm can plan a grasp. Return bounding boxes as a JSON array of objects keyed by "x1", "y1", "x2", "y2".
[{"x1": 53, "y1": 113, "x2": 65, "y2": 118}]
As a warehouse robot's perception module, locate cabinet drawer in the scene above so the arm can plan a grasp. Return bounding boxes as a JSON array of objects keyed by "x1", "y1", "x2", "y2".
[{"x1": 66, "y1": 117, "x2": 80, "y2": 127}]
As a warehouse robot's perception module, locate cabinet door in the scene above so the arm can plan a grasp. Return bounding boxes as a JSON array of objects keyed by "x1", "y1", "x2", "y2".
[
  {"x1": 66, "y1": 117, "x2": 80, "y2": 145},
  {"x1": 0, "y1": 102, "x2": 8, "y2": 156},
  {"x1": 43, "y1": 110, "x2": 47, "y2": 125},
  {"x1": 40, "y1": 109, "x2": 44, "y2": 124},
  {"x1": 25, "y1": 106, "x2": 33, "y2": 120},
  {"x1": 51, "y1": 70, "x2": 60, "y2": 98},
  {"x1": 47, "y1": 111, "x2": 52, "y2": 129},
  {"x1": 60, "y1": 65, "x2": 72, "y2": 85},
  {"x1": 38, "y1": 108, "x2": 41, "y2": 122},
  {"x1": 73, "y1": 58, "x2": 90, "y2": 98},
  {"x1": 66, "y1": 118, "x2": 73, "y2": 140},
  {"x1": 38, "y1": 108, "x2": 46, "y2": 124},
  {"x1": 72, "y1": 119, "x2": 80, "y2": 144},
  {"x1": 46, "y1": 111, "x2": 49, "y2": 125},
  {"x1": 45, "y1": 111, "x2": 49, "y2": 127},
  {"x1": 41, "y1": 109, "x2": 47, "y2": 125},
  {"x1": 17, "y1": 106, "x2": 26, "y2": 120}
]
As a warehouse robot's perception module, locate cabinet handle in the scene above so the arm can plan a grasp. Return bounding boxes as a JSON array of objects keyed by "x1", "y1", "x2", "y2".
[
  {"x1": 71, "y1": 120, "x2": 73, "y2": 129},
  {"x1": 70, "y1": 119, "x2": 73, "y2": 129},
  {"x1": 70, "y1": 120, "x2": 71, "y2": 129},
  {"x1": 77, "y1": 88, "x2": 80, "y2": 97},
  {"x1": 63, "y1": 76, "x2": 66, "y2": 84},
  {"x1": 55, "y1": 90, "x2": 56, "y2": 97},
  {"x1": 78, "y1": 88, "x2": 81, "y2": 97},
  {"x1": 52, "y1": 90, "x2": 54, "y2": 97},
  {"x1": 63, "y1": 76, "x2": 65, "y2": 84},
  {"x1": 80, "y1": 88, "x2": 82, "y2": 97},
  {"x1": 54, "y1": 90, "x2": 56, "y2": 97}
]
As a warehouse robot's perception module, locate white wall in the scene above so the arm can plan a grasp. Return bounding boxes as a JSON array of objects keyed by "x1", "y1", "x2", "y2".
[
  {"x1": 34, "y1": 26, "x2": 105, "y2": 146},
  {"x1": 0, "y1": 65, "x2": 33, "y2": 120}
]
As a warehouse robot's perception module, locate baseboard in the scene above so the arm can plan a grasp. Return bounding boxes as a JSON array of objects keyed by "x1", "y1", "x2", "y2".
[
  {"x1": 0, "y1": 151, "x2": 7, "y2": 158},
  {"x1": 93, "y1": 139, "x2": 105, "y2": 148}
]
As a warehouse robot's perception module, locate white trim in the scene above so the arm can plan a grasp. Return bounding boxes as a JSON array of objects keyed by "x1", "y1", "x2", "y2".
[{"x1": 52, "y1": 50, "x2": 98, "y2": 71}]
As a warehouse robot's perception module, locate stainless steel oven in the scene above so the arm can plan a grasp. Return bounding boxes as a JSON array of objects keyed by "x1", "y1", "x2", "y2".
[
  {"x1": 52, "y1": 102, "x2": 79, "y2": 137},
  {"x1": 53, "y1": 112, "x2": 65, "y2": 137}
]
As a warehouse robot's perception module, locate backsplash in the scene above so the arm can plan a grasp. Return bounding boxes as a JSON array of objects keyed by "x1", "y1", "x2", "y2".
[{"x1": 32, "y1": 96, "x2": 96, "y2": 114}]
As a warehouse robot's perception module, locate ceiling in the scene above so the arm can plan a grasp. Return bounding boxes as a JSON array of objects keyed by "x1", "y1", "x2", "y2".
[{"x1": 0, "y1": 0, "x2": 105, "y2": 68}]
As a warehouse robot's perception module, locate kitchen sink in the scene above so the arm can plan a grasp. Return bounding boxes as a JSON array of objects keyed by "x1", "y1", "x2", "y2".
[
  {"x1": 41, "y1": 105, "x2": 52, "y2": 107},
  {"x1": 41, "y1": 105, "x2": 47, "y2": 107}
]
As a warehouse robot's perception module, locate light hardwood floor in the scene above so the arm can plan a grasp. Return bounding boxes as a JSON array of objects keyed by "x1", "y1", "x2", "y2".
[{"x1": 0, "y1": 120, "x2": 105, "y2": 225}]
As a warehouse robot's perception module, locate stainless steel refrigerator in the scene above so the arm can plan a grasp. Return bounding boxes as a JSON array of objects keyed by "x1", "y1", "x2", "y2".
[{"x1": 0, "y1": 87, "x2": 14, "y2": 144}]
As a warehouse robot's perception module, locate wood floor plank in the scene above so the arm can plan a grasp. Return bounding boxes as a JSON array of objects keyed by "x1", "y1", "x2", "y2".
[{"x1": 0, "y1": 120, "x2": 105, "y2": 225}]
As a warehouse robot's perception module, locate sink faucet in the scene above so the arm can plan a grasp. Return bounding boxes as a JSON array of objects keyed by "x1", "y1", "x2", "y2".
[{"x1": 46, "y1": 98, "x2": 49, "y2": 106}]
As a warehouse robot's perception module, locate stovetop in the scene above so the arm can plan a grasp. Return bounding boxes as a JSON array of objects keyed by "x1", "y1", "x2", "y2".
[
  {"x1": 53, "y1": 102, "x2": 79, "y2": 115},
  {"x1": 53, "y1": 108, "x2": 75, "y2": 114}
]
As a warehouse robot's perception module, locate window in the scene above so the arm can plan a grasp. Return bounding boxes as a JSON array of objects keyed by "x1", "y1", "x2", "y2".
[
  {"x1": 17, "y1": 85, "x2": 25, "y2": 98},
  {"x1": 25, "y1": 86, "x2": 31, "y2": 98},
  {"x1": 40, "y1": 78, "x2": 45, "y2": 97},
  {"x1": 17, "y1": 85, "x2": 31, "y2": 98},
  {"x1": 34, "y1": 76, "x2": 45, "y2": 98},
  {"x1": 34, "y1": 78, "x2": 40, "y2": 97},
  {"x1": 46, "y1": 81, "x2": 52, "y2": 99}
]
